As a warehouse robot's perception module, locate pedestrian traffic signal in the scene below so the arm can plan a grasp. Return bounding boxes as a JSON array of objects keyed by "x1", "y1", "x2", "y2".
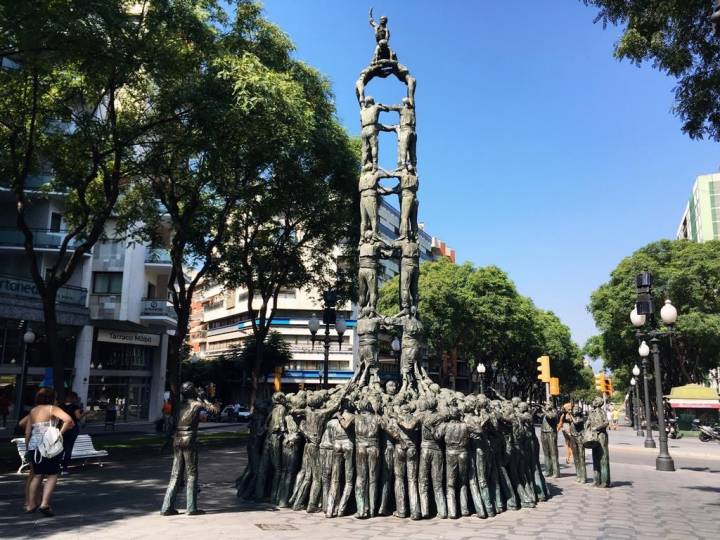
[
  {"x1": 594, "y1": 373, "x2": 606, "y2": 393},
  {"x1": 605, "y1": 378, "x2": 613, "y2": 396},
  {"x1": 536, "y1": 355, "x2": 551, "y2": 382},
  {"x1": 549, "y1": 377, "x2": 560, "y2": 396}
]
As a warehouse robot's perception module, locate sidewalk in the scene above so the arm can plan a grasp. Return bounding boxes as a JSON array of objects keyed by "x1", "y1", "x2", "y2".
[
  {"x1": 607, "y1": 425, "x2": 720, "y2": 460},
  {"x1": 1, "y1": 439, "x2": 717, "y2": 540}
]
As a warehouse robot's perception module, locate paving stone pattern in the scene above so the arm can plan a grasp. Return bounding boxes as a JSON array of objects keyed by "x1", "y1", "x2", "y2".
[{"x1": 0, "y1": 440, "x2": 717, "y2": 539}]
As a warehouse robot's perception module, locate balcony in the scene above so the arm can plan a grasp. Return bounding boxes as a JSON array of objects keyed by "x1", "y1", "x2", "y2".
[
  {"x1": 0, "y1": 227, "x2": 84, "y2": 252},
  {"x1": 145, "y1": 248, "x2": 172, "y2": 265},
  {"x1": 140, "y1": 298, "x2": 177, "y2": 326},
  {"x1": 89, "y1": 294, "x2": 121, "y2": 320},
  {"x1": 0, "y1": 273, "x2": 87, "y2": 306}
]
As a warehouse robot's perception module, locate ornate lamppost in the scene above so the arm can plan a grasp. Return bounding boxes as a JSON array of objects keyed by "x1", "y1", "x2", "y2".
[
  {"x1": 631, "y1": 364, "x2": 644, "y2": 437},
  {"x1": 630, "y1": 271, "x2": 677, "y2": 472},
  {"x1": 308, "y1": 290, "x2": 347, "y2": 389},
  {"x1": 13, "y1": 323, "x2": 36, "y2": 423}
]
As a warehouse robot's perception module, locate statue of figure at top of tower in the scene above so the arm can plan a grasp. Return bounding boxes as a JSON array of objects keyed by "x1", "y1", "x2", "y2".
[{"x1": 369, "y1": 8, "x2": 397, "y2": 63}]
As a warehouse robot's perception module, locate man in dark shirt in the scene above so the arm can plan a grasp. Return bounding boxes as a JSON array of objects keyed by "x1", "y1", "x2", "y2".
[{"x1": 59, "y1": 391, "x2": 82, "y2": 474}]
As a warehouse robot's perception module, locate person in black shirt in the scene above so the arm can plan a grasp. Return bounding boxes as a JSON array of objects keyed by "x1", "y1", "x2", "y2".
[{"x1": 59, "y1": 391, "x2": 82, "y2": 474}]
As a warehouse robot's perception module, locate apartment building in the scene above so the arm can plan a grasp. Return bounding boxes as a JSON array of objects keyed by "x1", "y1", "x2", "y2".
[
  {"x1": 0, "y1": 171, "x2": 175, "y2": 424},
  {"x1": 677, "y1": 173, "x2": 720, "y2": 242},
  {"x1": 190, "y1": 199, "x2": 456, "y2": 393}
]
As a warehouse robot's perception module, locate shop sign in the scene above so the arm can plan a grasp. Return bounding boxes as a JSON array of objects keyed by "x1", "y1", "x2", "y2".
[{"x1": 97, "y1": 329, "x2": 160, "y2": 347}]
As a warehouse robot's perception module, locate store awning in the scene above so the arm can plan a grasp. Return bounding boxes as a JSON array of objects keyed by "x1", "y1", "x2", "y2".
[{"x1": 667, "y1": 384, "x2": 720, "y2": 409}]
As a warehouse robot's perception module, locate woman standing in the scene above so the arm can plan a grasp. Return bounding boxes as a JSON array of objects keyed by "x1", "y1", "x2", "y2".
[
  {"x1": 557, "y1": 403, "x2": 574, "y2": 464},
  {"x1": 24, "y1": 388, "x2": 75, "y2": 517},
  {"x1": 59, "y1": 391, "x2": 83, "y2": 474}
]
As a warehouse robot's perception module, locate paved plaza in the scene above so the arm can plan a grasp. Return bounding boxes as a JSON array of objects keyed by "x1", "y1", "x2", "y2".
[{"x1": 0, "y1": 427, "x2": 718, "y2": 540}]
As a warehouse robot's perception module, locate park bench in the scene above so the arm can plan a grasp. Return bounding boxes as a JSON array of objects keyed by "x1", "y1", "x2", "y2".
[{"x1": 11, "y1": 434, "x2": 109, "y2": 474}]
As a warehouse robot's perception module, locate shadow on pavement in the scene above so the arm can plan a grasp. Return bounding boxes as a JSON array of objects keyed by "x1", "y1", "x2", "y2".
[
  {"x1": 610, "y1": 480, "x2": 633, "y2": 487},
  {"x1": 681, "y1": 466, "x2": 720, "y2": 474},
  {"x1": 683, "y1": 485, "x2": 720, "y2": 494}
]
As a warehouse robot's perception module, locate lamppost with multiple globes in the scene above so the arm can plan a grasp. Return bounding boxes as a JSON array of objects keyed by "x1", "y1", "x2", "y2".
[
  {"x1": 629, "y1": 375, "x2": 643, "y2": 437},
  {"x1": 631, "y1": 363, "x2": 644, "y2": 437},
  {"x1": 13, "y1": 322, "x2": 36, "y2": 423},
  {"x1": 308, "y1": 290, "x2": 347, "y2": 389},
  {"x1": 630, "y1": 270, "x2": 677, "y2": 472}
]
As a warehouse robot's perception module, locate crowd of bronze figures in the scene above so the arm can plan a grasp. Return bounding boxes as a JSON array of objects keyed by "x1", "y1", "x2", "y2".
[{"x1": 235, "y1": 377, "x2": 611, "y2": 520}]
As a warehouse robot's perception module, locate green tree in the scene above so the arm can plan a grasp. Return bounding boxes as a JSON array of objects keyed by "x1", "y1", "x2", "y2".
[
  {"x1": 0, "y1": 1, "x2": 203, "y2": 397},
  {"x1": 378, "y1": 258, "x2": 585, "y2": 396},
  {"x1": 587, "y1": 239, "x2": 720, "y2": 391},
  {"x1": 214, "y1": 38, "x2": 360, "y2": 407},
  {"x1": 582, "y1": 0, "x2": 720, "y2": 139}
]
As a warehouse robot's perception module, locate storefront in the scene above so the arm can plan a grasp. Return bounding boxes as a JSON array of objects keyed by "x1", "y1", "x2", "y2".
[{"x1": 83, "y1": 324, "x2": 167, "y2": 424}]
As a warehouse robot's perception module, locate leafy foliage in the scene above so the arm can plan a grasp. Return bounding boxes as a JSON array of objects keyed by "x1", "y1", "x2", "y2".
[
  {"x1": 586, "y1": 239, "x2": 720, "y2": 390},
  {"x1": 378, "y1": 258, "x2": 588, "y2": 397},
  {"x1": 582, "y1": 0, "x2": 720, "y2": 140}
]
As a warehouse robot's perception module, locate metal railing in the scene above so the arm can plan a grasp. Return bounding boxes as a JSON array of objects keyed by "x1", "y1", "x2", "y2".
[
  {"x1": 140, "y1": 298, "x2": 177, "y2": 320},
  {"x1": 145, "y1": 248, "x2": 172, "y2": 264},
  {"x1": 0, "y1": 227, "x2": 83, "y2": 250},
  {"x1": 0, "y1": 273, "x2": 87, "y2": 306}
]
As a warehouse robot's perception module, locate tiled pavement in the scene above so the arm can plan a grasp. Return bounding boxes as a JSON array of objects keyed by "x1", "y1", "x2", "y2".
[{"x1": 1, "y1": 432, "x2": 718, "y2": 540}]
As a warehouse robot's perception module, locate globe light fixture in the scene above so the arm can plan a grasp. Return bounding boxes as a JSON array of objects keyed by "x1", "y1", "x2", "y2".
[
  {"x1": 630, "y1": 377, "x2": 636, "y2": 386},
  {"x1": 630, "y1": 307, "x2": 646, "y2": 328},
  {"x1": 23, "y1": 329, "x2": 36, "y2": 344},
  {"x1": 477, "y1": 362, "x2": 486, "y2": 374},
  {"x1": 335, "y1": 317, "x2": 347, "y2": 348},
  {"x1": 638, "y1": 341, "x2": 650, "y2": 358},
  {"x1": 660, "y1": 299, "x2": 678, "y2": 326},
  {"x1": 308, "y1": 313, "x2": 321, "y2": 335},
  {"x1": 632, "y1": 364, "x2": 640, "y2": 377}
]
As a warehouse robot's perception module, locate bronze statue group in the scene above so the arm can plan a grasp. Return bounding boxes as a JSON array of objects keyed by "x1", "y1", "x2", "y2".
[{"x1": 158, "y1": 11, "x2": 612, "y2": 519}]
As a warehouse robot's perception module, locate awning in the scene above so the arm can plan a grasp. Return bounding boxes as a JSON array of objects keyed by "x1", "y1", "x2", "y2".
[
  {"x1": 669, "y1": 400, "x2": 720, "y2": 410},
  {"x1": 666, "y1": 384, "x2": 720, "y2": 409}
]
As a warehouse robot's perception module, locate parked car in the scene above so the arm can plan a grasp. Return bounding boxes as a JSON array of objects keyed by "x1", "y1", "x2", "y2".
[{"x1": 220, "y1": 404, "x2": 252, "y2": 423}]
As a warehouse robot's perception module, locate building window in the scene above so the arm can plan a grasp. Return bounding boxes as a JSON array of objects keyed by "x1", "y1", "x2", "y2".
[
  {"x1": 93, "y1": 272, "x2": 123, "y2": 294},
  {"x1": 50, "y1": 212, "x2": 62, "y2": 232}
]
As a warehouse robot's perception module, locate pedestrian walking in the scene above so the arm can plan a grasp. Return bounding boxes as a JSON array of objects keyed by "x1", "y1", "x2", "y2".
[
  {"x1": 59, "y1": 391, "x2": 83, "y2": 474},
  {"x1": 557, "y1": 403, "x2": 574, "y2": 464},
  {"x1": 24, "y1": 388, "x2": 75, "y2": 517}
]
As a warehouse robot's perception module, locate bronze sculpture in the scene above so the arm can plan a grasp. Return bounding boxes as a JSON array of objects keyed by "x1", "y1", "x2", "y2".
[
  {"x1": 568, "y1": 404, "x2": 587, "y2": 483},
  {"x1": 540, "y1": 402, "x2": 560, "y2": 478},
  {"x1": 585, "y1": 397, "x2": 610, "y2": 488},
  {"x1": 161, "y1": 382, "x2": 219, "y2": 516}
]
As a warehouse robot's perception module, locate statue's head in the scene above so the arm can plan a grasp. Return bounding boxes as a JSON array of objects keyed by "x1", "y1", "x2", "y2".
[
  {"x1": 448, "y1": 406, "x2": 462, "y2": 421},
  {"x1": 380, "y1": 16, "x2": 388, "y2": 25},
  {"x1": 385, "y1": 380, "x2": 398, "y2": 396},
  {"x1": 365, "y1": 96, "x2": 375, "y2": 106},
  {"x1": 272, "y1": 392, "x2": 286, "y2": 405},
  {"x1": 429, "y1": 383, "x2": 440, "y2": 395},
  {"x1": 463, "y1": 396, "x2": 476, "y2": 414},
  {"x1": 401, "y1": 402, "x2": 415, "y2": 415},
  {"x1": 511, "y1": 396, "x2": 521, "y2": 407},
  {"x1": 363, "y1": 229, "x2": 373, "y2": 242},
  {"x1": 518, "y1": 401, "x2": 529, "y2": 413},
  {"x1": 402, "y1": 97, "x2": 411, "y2": 107},
  {"x1": 369, "y1": 393, "x2": 383, "y2": 414},
  {"x1": 592, "y1": 396, "x2": 604, "y2": 409},
  {"x1": 307, "y1": 393, "x2": 325, "y2": 409},
  {"x1": 362, "y1": 163, "x2": 373, "y2": 172},
  {"x1": 476, "y1": 394, "x2": 488, "y2": 410},
  {"x1": 180, "y1": 381, "x2": 197, "y2": 399}
]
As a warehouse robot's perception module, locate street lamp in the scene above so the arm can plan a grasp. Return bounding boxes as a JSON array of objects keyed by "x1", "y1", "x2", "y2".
[
  {"x1": 307, "y1": 290, "x2": 346, "y2": 388},
  {"x1": 637, "y1": 340, "x2": 656, "y2": 448},
  {"x1": 13, "y1": 324, "x2": 36, "y2": 423},
  {"x1": 632, "y1": 364, "x2": 644, "y2": 437},
  {"x1": 476, "y1": 363, "x2": 486, "y2": 395},
  {"x1": 630, "y1": 270, "x2": 676, "y2": 472}
]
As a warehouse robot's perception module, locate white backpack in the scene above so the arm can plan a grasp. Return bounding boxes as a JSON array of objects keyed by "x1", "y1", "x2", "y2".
[{"x1": 37, "y1": 426, "x2": 64, "y2": 459}]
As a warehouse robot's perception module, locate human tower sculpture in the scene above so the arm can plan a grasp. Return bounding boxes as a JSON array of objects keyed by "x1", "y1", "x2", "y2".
[{"x1": 232, "y1": 11, "x2": 561, "y2": 521}]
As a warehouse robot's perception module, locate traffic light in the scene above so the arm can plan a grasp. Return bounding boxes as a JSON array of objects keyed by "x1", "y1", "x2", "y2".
[
  {"x1": 605, "y1": 377, "x2": 613, "y2": 396},
  {"x1": 536, "y1": 355, "x2": 551, "y2": 382},
  {"x1": 549, "y1": 377, "x2": 560, "y2": 396},
  {"x1": 594, "y1": 373, "x2": 606, "y2": 393}
]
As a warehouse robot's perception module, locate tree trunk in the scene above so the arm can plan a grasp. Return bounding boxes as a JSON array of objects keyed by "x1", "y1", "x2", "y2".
[
  {"x1": 249, "y1": 337, "x2": 265, "y2": 411},
  {"x1": 41, "y1": 290, "x2": 65, "y2": 402},
  {"x1": 167, "y1": 301, "x2": 191, "y2": 415}
]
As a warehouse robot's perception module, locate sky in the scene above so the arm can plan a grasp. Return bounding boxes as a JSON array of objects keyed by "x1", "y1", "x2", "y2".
[{"x1": 260, "y1": 0, "x2": 719, "y2": 349}]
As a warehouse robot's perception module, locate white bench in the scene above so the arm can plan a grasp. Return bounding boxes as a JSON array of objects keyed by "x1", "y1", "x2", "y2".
[{"x1": 11, "y1": 434, "x2": 109, "y2": 474}]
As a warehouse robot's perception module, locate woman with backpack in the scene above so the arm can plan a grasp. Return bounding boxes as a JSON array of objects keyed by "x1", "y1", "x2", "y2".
[{"x1": 23, "y1": 388, "x2": 75, "y2": 517}]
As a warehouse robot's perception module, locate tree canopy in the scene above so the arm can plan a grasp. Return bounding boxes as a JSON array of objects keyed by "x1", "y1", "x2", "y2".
[
  {"x1": 378, "y1": 258, "x2": 587, "y2": 397},
  {"x1": 582, "y1": 0, "x2": 720, "y2": 140},
  {"x1": 586, "y1": 239, "x2": 720, "y2": 390}
]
